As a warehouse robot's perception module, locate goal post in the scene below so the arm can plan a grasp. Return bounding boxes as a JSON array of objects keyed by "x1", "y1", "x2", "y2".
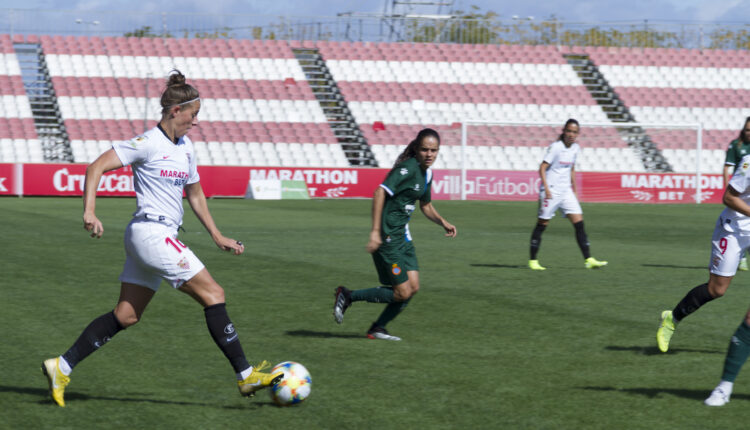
[{"x1": 449, "y1": 119, "x2": 706, "y2": 202}]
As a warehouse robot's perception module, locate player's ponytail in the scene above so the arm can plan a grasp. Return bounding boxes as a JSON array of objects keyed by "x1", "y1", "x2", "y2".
[
  {"x1": 160, "y1": 69, "x2": 200, "y2": 115},
  {"x1": 392, "y1": 128, "x2": 440, "y2": 169},
  {"x1": 557, "y1": 118, "x2": 579, "y2": 142},
  {"x1": 739, "y1": 116, "x2": 750, "y2": 143}
]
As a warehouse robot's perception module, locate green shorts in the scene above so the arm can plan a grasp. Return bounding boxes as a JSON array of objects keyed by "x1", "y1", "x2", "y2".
[{"x1": 372, "y1": 240, "x2": 419, "y2": 286}]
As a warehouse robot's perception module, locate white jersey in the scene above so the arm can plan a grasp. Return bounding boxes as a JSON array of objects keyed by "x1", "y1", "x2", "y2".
[
  {"x1": 719, "y1": 154, "x2": 750, "y2": 235},
  {"x1": 112, "y1": 126, "x2": 200, "y2": 227},
  {"x1": 540, "y1": 140, "x2": 579, "y2": 193}
]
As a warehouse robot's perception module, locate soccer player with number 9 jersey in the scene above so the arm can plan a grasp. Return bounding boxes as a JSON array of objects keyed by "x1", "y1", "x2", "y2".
[{"x1": 658, "y1": 154, "x2": 750, "y2": 406}]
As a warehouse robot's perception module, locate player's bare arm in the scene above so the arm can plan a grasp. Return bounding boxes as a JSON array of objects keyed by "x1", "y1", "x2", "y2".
[
  {"x1": 724, "y1": 165, "x2": 734, "y2": 187},
  {"x1": 420, "y1": 201, "x2": 457, "y2": 237},
  {"x1": 570, "y1": 165, "x2": 578, "y2": 197},
  {"x1": 723, "y1": 185, "x2": 750, "y2": 217},
  {"x1": 83, "y1": 148, "x2": 123, "y2": 238},
  {"x1": 366, "y1": 186, "x2": 386, "y2": 253},
  {"x1": 539, "y1": 161, "x2": 552, "y2": 199},
  {"x1": 185, "y1": 182, "x2": 244, "y2": 255}
]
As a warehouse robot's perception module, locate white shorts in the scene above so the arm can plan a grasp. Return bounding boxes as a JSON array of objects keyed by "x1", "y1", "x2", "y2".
[
  {"x1": 537, "y1": 188, "x2": 582, "y2": 220},
  {"x1": 710, "y1": 217, "x2": 750, "y2": 277},
  {"x1": 119, "y1": 219, "x2": 205, "y2": 291}
]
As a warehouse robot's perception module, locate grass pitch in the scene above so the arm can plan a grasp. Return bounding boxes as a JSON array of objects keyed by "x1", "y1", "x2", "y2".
[{"x1": 1, "y1": 197, "x2": 749, "y2": 429}]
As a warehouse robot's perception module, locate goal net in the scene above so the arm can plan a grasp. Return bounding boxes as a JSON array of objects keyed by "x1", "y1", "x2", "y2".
[{"x1": 433, "y1": 120, "x2": 710, "y2": 202}]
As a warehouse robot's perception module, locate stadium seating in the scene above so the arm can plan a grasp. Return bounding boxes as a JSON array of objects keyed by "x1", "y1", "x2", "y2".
[
  {"x1": 585, "y1": 46, "x2": 748, "y2": 172},
  {"x1": 0, "y1": 34, "x2": 43, "y2": 163},
  {"x1": 31, "y1": 35, "x2": 347, "y2": 166},
  {"x1": 0, "y1": 33, "x2": 743, "y2": 174},
  {"x1": 317, "y1": 41, "x2": 645, "y2": 171}
]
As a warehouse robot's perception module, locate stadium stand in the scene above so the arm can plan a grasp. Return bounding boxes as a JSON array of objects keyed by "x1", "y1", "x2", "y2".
[
  {"x1": 586, "y1": 46, "x2": 747, "y2": 172},
  {"x1": 29, "y1": 35, "x2": 348, "y2": 166},
  {"x1": 0, "y1": 34, "x2": 43, "y2": 163},
  {"x1": 318, "y1": 41, "x2": 645, "y2": 172},
  {"x1": 0, "y1": 34, "x2": 742, "y2": 173}
]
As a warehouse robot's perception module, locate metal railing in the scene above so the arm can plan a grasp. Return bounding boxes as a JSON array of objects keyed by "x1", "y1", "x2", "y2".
[{"x1": 3, "y1": 8, "x2": 750, "y2": 50}]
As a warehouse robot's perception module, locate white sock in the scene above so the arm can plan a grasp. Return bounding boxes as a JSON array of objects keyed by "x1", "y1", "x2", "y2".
[
  {"x1": 58, "y1": 356, "x2": 72, "y2": 376},
  {"x1": 717, "y1": 380, "x2": 734, "y2": 396},
  {"x1": 237, "y1": 366, "x2": 253, "y2": 381}
]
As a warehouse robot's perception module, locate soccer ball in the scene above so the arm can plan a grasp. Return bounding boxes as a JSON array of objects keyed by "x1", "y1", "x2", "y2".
[{"x1": 270, "y1": 361, "x2": 312, "y2": 406}]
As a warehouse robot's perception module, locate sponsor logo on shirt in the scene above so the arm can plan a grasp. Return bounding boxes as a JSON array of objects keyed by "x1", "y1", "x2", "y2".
[
  {"x1": 130, "y1": 136, "x2": 145, "y2": 148},
  {"x1": 404, "y1": 204, "x2": 415, "y2": 215},
  {"x1": 400, "y1": 168, "x2": 408, "y2": 175},
  {"x1": 414, "y1": 183, "x2": 420, "y2": 191}
]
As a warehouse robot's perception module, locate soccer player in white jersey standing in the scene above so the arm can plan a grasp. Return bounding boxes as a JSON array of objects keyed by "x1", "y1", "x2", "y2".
[
  {"x1": 528, "y1": 118, "x2": 607, "y2": 270},
  {"x1": 41, "y1": 70, "x2": 282, "y2": 407}
]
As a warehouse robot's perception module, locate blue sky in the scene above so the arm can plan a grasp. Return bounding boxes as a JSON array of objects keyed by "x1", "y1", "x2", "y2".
[{"x1": 3, "y1": 0, "x2": 750, "y2": 23}]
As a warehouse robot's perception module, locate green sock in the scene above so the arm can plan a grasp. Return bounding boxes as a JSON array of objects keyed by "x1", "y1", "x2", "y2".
[
  {"x1": 351, "y1": 286, "x2": 394, "y2": 303},
  {"x1": 721, "y1": 321, "x2": 750, "y2": 382},
  {"x1": 374, "y1": 299, "x2": 410, "y2": 328}
]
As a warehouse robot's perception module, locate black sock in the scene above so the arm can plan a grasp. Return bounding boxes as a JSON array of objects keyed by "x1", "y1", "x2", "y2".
[
  {"x1": 573, "y1": 221, "x2": 591, "y2": 259},
  {"x1": 204, "y1": 303, "x2": 250, "y2": 374},
  {"x1": 62, "y1": 311, "x2": 124, "y2": 369},
  {"x1": 672, "y1": 283, "x2": 715, "y2": 322},
  {"x1": 530, "y1": 223, "x2": 547, "y2": 259}
]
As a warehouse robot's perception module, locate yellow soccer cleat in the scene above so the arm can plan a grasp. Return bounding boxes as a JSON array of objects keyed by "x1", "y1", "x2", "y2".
[
  {"x1": 41, "y1": 357, "x2": 70, "y2": 407},
  {"x1": 528, "y1": 259, "x2": 546, "y2": 271},
  {"x1": 584, "y1": 257, "x2": 608, "y2": 269},
  {"x1": 656, "y1": 310, "x2": 675, "y2": 353},
  {"x1": 237, "y1": 360, "x2": 284, "y2": 397}
]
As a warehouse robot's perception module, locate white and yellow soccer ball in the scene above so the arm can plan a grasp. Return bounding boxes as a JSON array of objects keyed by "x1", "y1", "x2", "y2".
[{"x1": 270, "y1": 361, "x2": 312, "y2": 406}]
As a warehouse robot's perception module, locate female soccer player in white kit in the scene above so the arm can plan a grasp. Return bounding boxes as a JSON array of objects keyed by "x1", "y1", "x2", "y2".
[
  {"x1": 528, "y1": 118, "x2": 607, "y2": 270},
  {"x1": 41, "y1": 70, "x2": 282, "y2": 407},
  {"x1": 655, "y1": 155, "x2": 750, "y2": 406}
]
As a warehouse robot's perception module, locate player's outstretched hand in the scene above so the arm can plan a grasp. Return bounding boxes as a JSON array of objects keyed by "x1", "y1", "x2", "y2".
[
  {"x1": 442, "y1": 220, "x2": 457, "y2": 238},
  {"x1": 216, "y1": 236, "x2": 245, "y2": 255},
  {"x1": 83, "y1": 212, "x2": 104, "y2": 238},
  {"x1": 366, "y1": 230, "x2": 382, "y2": 254}
]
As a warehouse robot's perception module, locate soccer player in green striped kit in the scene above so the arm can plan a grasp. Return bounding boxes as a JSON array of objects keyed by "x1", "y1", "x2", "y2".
[{"x1": 333, "y1": 128, "x2": 457, "y2": 341}]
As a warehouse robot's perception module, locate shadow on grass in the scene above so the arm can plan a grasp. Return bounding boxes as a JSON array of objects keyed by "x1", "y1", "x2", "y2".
[
  {"x1": 0, "y1": 385, "x2": 271, "y2": 409},
  {"x1": 470, "y1": 263, "x2": 523, "y2": 269},
  {"x1": 641, "y1": 263, "x2": 705, "y2": 270},
  {"x1": 580, "y1": 385, "x2": 750, "y2": 402},
  {"x1": 286, "y1": 330, "x2": 362, "y2": 339},
  {"x1": 605, "y1": 345, "x2": 722, "y2": 355}
]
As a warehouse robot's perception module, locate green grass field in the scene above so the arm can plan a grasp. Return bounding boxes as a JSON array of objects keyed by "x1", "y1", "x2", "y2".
[{"x1": 2, "y1": 197, "x2": 750, "y2": 429}]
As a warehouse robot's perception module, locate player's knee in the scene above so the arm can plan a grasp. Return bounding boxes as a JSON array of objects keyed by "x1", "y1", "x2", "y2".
[
  {"x1": 394, "y1": 283, "x2": 418, "y2": 301},
  {"x1": 708, "y1": 281, "x2": 729, "y2": 298},
  {"x1": 114, "y1": 309, "x2": 140, "y2": 328},
  {"x1": 204, "y1": 285, "x2": 226, "y2": 306}
]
